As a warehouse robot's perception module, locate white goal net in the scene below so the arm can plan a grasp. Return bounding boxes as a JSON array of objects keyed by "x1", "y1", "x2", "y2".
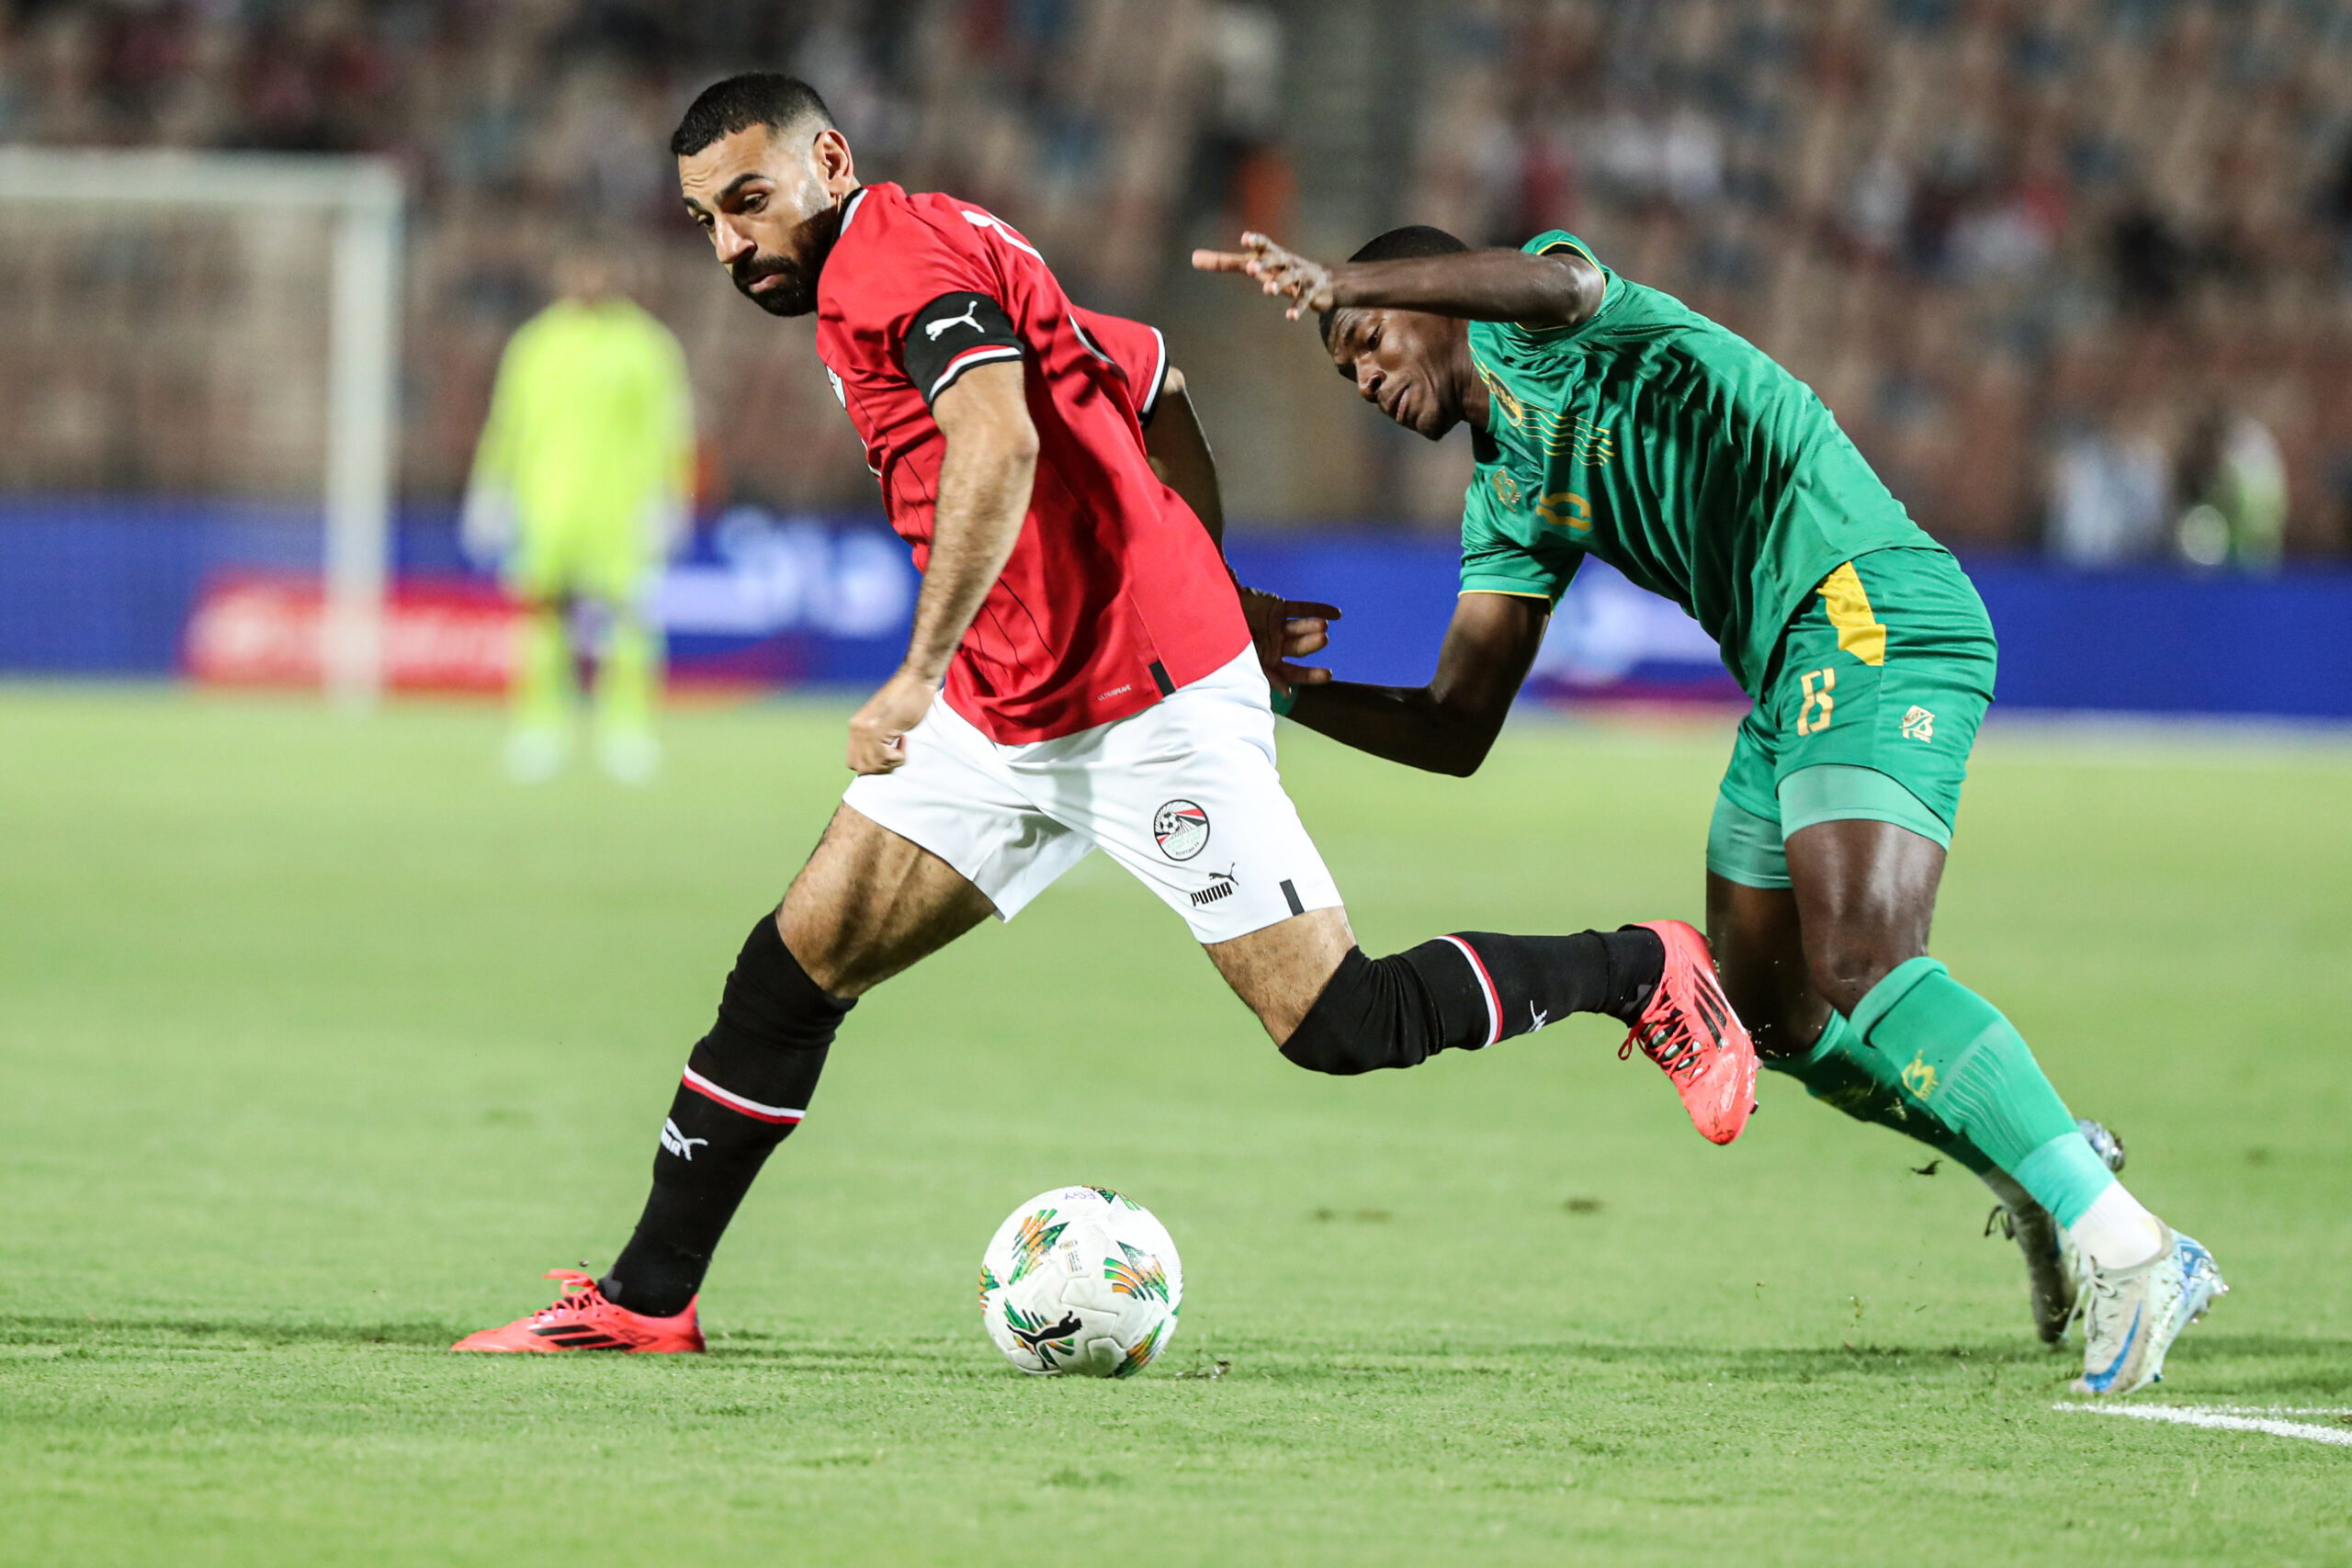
[{"x1": 0, "y1": 148, "x2": 402, "y2": 705}]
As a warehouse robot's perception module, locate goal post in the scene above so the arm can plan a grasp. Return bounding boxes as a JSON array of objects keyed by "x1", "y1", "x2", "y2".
[{"x1": 0, "y1": 148, "x2": 404, "y2": 708}]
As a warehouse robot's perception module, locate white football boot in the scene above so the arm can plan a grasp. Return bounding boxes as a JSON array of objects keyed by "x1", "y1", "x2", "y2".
[
  {"x1": 1983, "y1": 1118, "x2": 2127, "y2": 1345},
  {"x1": 2070, "y1": 1227, "x2": 2226, "y2": 1395}
]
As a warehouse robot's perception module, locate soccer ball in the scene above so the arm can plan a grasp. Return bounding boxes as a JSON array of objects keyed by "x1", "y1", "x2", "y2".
[{"x1": 978, "y1": 1186, "x2": 1182, "y2": 1377}]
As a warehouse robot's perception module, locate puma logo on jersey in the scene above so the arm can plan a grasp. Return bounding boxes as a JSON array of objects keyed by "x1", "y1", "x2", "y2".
[
  {"x1": 924, "y1": 299, "x2": 987, "y2": 340},
  {"x1": 1189, "y1": 866, "x2": 1238, "y2": 908},
  {"x1": 660, "y1": 1119, "x2": 707, "y2": 1160}
]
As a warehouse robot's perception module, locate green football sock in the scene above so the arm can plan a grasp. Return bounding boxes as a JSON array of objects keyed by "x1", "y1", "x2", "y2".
[
  {"x1": 1764, "y1": 1010, "x2": 1996, "y2": 1177},
  {"x1": 1848, "y1": 957, "x2": 2116, "y2": 1228},
  {"x1": 514, "y1": 604, "x2": 576, "y2": 733},
  {"x1": 593, "y1": 606, "x2": 662, "y2": 740}
]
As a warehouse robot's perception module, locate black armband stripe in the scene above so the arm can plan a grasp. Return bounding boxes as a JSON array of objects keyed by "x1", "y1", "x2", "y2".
[
  {"x1": 903, "y1": 292, "x2": 1024, "y2": 405},
  {"x1": 925, "y1": 344, "x2": 1023, "y2": 401}
]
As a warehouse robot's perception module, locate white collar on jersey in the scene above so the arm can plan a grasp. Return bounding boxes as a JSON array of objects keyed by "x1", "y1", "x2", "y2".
[{"x1": 837, "y1": 186, "x2": 868, "y2": 235}]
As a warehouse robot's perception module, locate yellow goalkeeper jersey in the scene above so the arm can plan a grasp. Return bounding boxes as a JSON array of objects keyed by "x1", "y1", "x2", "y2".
[{"x1": 471, "y1": 297, "x2": 695, "y2": 543}]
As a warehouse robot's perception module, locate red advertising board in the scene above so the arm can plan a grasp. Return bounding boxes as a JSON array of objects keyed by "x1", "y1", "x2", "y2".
[{"x1": 185, "y1": 574, "x2": 515, "y2": 692}]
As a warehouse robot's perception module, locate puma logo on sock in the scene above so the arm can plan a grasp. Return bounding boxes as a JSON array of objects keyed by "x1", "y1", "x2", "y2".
[{"x1": 660, "y1": 1119, "x2": 708, "y2": 1160}]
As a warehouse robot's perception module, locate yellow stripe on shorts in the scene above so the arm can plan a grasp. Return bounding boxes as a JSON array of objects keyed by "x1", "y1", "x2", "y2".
[{"x1": 1818, "y1": 562, "x2": 1885, "y2": 666}]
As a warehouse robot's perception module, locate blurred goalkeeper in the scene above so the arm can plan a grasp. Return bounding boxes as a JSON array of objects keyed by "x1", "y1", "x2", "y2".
[{"x1": 463, "y1": 252, "x2": 695, "y2": 784}]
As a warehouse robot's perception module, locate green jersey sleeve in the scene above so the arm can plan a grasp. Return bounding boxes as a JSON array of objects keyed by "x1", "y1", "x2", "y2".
[
  {"x1": 1480, "y1": 230, "x2": 1614, "y2": 350},
  {"x1": 1458, "y1": 440, "x2": 1584, "y2": 604}
]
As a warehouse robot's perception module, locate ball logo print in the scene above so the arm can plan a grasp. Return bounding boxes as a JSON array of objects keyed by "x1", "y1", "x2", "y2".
[
  {"x1": 979, "y1": 1187, "x2": 1183, "y2": 1377},
  {"x1": 1153, "y1": 799, "x2": 1210, "y2": 861}
]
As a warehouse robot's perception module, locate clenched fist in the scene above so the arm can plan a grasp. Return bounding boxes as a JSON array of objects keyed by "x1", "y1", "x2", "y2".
[{"x1": 847, "y1": 667, "x2": 939, "y2": 774}]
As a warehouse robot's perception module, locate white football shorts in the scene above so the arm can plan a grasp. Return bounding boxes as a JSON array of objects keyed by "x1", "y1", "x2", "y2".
[{"x1": 842, "y1": 646, "x2": 1343, "y2": 943}]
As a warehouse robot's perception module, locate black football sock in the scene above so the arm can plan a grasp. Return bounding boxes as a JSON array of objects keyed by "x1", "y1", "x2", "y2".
[
  {"x1": 600, "y1": 913, "x2": 850, "y2": 1317},
  {"x1": 1436, "y1": 928, "x2": 1664, "y2": 1039},
  {"x1": 1280, "y1": 927, "x2": 1662, "y2": 1077}
]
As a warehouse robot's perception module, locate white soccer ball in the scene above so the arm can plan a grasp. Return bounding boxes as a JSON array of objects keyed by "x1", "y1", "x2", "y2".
[{"x1": 978, "y1": 1185, "x2": 1182, "y2": 1377}]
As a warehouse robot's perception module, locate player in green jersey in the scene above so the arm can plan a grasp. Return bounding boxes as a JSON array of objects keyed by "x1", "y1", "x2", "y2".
[{"x1": 1197, "y1": 225, "x2": 2223, "y2": 1393}]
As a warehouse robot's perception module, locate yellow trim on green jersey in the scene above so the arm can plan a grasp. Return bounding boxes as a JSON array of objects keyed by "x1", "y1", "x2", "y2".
[
  {"x1": 1454, "y1": 229, "x2": 1939, "y2": 696},
  {"x1": 1526, "y1": 235, "x2": 1607, "y2": 322},
  {"x1": 1816, "y1": 561, "x2": 1887, "y2": 666}
]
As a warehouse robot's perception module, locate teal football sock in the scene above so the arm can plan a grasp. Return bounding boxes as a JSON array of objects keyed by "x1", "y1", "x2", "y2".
[
  {"x1": 1848, "y1": 958, "x2": 2116, "y2": 1228},
  {"x1": 1763, "y1": 1010, "x2": 1995, "y2": 1176}
]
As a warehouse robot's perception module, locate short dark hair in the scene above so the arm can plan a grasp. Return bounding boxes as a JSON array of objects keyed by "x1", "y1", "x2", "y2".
[
  {"x1": 671, "y1": 73, "x2": 834, "y2": 158},
  {"x1": 1318, "y1": 225, "x2": 1470, "y2": 345}
]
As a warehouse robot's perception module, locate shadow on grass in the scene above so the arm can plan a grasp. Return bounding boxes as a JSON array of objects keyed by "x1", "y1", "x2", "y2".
[
  {"x1": 708, "y1": 1330, "x2": 2352, "y2": 1389},
  {"x1": 8, "y1": 1314, "x2": 2345, "y2": 1397},
  {"x1": 2154, "y1": 1334, "x2": 2352, "y2": 1398},
  {"x1": 0, "y1": 1314, "x2": 458, "y2": 1350}
]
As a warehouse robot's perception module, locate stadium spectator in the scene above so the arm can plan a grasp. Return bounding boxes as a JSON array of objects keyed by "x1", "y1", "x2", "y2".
[
  {"x1": 2174, "y1": 405, "x2": 2288, "y2": 571},
  {"x1": 2047, "y1": 413, "x2": 2171, "y2": 567},
  {"x1": 2, "y1": 0, "x2": 2351, "y2": 555}
]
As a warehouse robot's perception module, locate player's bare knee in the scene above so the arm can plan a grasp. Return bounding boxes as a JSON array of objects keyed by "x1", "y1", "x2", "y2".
[
  {"x1": 1205, "y1": 908, "x2": 1357, "y2": 1050},
  {"x1": 773, "y1": 916, "x2": 860, "y2": 997},
  {"x1": 1805, "y1": 940, "x2": 1912, "y2": 1019},
  {"x1": 1278, "y1": 949, "x2": 1394, "y2": 1075}
]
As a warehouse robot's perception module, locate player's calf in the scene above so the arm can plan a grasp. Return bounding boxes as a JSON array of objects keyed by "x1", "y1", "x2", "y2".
[
  {"x1": 1278, "y1": 921, "x2": 1756, "y2": 1143},
  {"x1": 598, "y1": 912, "x2": 849, "y2": 1317},
  {"x1": 455, "y1": 910, "x2": 853, "y2": 1353},
  {"x1": 1277, "y1": 927, "x2": 1664, "y2": 1076}
]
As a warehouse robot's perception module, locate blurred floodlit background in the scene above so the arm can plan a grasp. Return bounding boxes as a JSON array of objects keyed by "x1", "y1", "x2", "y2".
[{"x1": 3, "y1": 0, "x2": 2350, "y2": 708}]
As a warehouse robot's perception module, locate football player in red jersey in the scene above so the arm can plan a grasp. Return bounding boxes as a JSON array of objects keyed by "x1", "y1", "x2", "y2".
[{"x1": 454, "y1": 75, "x2": 1758, "y2": 1354}]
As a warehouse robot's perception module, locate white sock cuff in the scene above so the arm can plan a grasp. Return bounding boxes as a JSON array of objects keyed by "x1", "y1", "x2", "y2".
[{"x1": 2069, "y1": 1182, "x2": 2164, "y2": 1269}]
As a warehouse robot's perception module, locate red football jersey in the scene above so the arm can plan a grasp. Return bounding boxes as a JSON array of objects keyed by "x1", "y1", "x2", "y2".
[{"x1": 814, "y1": 182, "x2": 1248, "y2": 744}]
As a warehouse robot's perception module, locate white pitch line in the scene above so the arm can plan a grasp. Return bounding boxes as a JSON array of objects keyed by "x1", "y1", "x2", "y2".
[{"x1": 2056, "y1": 1403, "x2": 2352, "y2": 1449}]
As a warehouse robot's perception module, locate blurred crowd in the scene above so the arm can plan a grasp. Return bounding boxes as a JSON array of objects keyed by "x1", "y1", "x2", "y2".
[
  {"x1": 1410, "y1": 0, "x2": 2352, "y2": 559},
  {"x1": 0, "y1": 0, "x2": 1236, "y2": 513},
  {"x1": 2, "y1": 0, "x2": 2350, "y2": 559}
]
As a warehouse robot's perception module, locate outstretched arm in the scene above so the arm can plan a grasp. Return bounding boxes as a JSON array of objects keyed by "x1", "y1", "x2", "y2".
[
  {"x1": 1283, "y1": 591, "x2": 1549, "y2": 777},
  {"x1": 1192, "y1": 232, "x2": 1602, "y2": 330},
  {"x1": 846, "y1": 359, "x2": 1037, "y2": 775}
]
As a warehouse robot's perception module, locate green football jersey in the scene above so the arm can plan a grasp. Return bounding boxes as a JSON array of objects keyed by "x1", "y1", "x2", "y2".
[{"x1": 1458, "y1": 231, "x2": 1937, "y2": 695}]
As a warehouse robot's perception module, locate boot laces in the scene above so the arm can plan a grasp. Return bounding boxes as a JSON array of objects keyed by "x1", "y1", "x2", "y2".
[
  {"x1": 2070, "y1": 1257, "x2": 2127, "y2": 1340},
  {"x1": 529, "y1": 1268, "x2": 605, "y2": 1324},
  {"x1": 1622, "y1": 1014, "x2": 1705, "y2": 1084}
]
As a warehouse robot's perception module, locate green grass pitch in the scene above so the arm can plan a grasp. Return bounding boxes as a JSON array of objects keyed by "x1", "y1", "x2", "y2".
[{"x1": 3, "y1": 687, "x2": 2347, "y2": 1566}]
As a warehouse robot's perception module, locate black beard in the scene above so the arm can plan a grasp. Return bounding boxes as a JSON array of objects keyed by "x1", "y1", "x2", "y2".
[
  {"x1": 733, "y1": 258, "x2": 815, "y2": 317},
  {"x1": 729, "y1": 198, "x2": 847, "y2": 318}
]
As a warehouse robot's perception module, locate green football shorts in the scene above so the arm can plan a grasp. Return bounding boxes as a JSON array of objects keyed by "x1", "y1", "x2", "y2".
[{"x1": 1707, "y1": 546, "x2": 1996, "y2": 890}]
